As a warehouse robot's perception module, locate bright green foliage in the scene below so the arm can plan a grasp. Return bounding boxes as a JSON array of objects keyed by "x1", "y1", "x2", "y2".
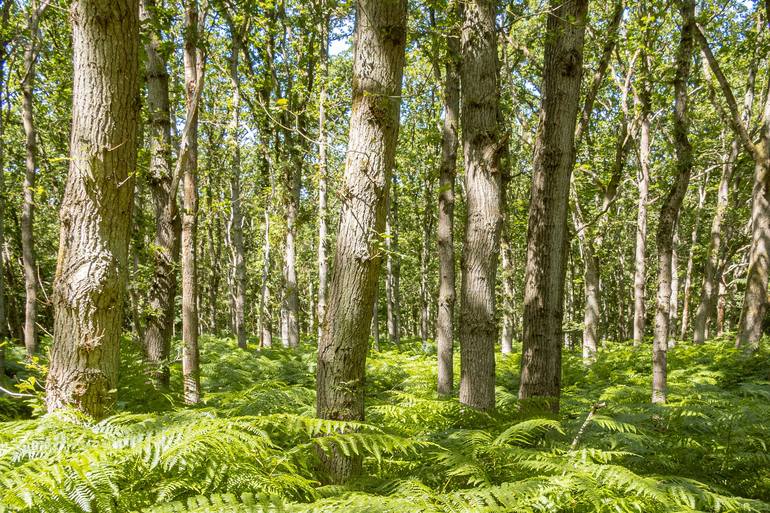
[{"x1": 1, "y1": 337, "x2": 770, "y2": 512}]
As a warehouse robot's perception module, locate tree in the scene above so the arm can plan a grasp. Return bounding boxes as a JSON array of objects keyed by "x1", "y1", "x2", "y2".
[
  {"x1": 458, "y1": 0, "x2": 504, "y2": 412},
  {"x1": 20, "y1": 0, "x2": 49, "y2": 356},
  {"x1": 45, "y1": 0, "x2": 139, "y2": 418},
  {"x1": 141, "y1": 0, "x2": 181, "y2": 388},
  {"x1": 651, "y1": 0, "x2": 695, "y2": 404},
  {"x1": 181, "y1": 0, "x2": 204, "y2": 404},
  {"x1": 518, "y1": 0, "x2": 588, "y2": 412},
  {"x1": 316, "y1": 0, "x2": 407, "y2": 482},
  {"x1": 436, "y1": 0, "x2": 459, "y2": 396}
]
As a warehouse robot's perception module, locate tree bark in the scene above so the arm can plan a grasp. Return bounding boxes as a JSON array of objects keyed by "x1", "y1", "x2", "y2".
[
  {"x1": 317, "y1": 3, "x2": 330, "y2": 344},
  {"x1": 281, "y1": 143, "x2": 301, "y2": 349},
  {"x1": 316, "y1": 0, "x2": 407, "y2": 483},
  {"x1": 633, "y1": 82, "x2": 651, "y2": 346},
  {"x1": 500, "y1": 239, "x2": 515, "y2": 355},
  {"x1": 0, "y1": 2, "x2": 12, "y2": 376},
  {"x1": 436, "y1": 0, "x2": 459, "y2": 396},
  {"x1": 679, "y1": 175, "x2": 707, "y2": 340},
  {"x1": 458, "y1": 0, "x2": 504, "y2": 412},
  {"x1": 228, "y1": 29, "x2": 247, "y2": 349},
  {"x1": 652, "y1": 0, "x2": 694, "y2": 404},
  {"x1": 46, "y1": 0, "x2": 139, "y2": 418},
  {"x1": 182, "y1": 0, "x2": 203, "y2": 404},
  {"x1": 420, "y1": 176, "x2": 432, "y2": 350},
  {"x1": 518, "y1": 0, "x2": 588, "y2": 413},
  {"x1": 21, "y1": 1, "x2": 48, "y2": 357},
  {"x1": 141, "y1": 0, "x2": 180, "y2": 389},
  {"x1": 385, "y1": 175, "x2": 401, "y2": 348}
]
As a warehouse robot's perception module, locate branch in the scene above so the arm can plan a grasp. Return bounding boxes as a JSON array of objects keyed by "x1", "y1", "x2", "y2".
[{"x1": 694, "y1": 22, "x2": 758, "y2": 159}]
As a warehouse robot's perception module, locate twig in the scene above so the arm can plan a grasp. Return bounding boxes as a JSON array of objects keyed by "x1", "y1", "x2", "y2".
[
  {"x1": 571, "y1": 401, "x2": 606, "y2": 450},
  {"x1": 0, "y1": 386, "x2": 35, "y2": 398}
]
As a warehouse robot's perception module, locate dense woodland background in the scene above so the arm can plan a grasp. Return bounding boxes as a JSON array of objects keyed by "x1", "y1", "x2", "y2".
[{"x1": 1, "y1": 0, "x2": 770, "y2": 511}]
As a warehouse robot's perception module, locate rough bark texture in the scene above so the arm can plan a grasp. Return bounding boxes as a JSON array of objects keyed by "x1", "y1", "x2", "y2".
[
  {"x1": 141, "y1": 0, "x2": 180, "y2": 388},
  {"x1": 315, "y1": 0, "x2": 406, "y2": 484},
  {"x1": 679, "y1": 177, "x2": 707, "y2": 340},
  {"x1": 182, "y1": 0, "x2": 202, "y2": 404},
  {"x1": 281, "y1": 144, "x2": 301, "y2": 349},
  {"x1": 228, "y1": 32, "x2": 247, "y2": 349},
  {"x1": 518, "y1": 0, "x2": 587, "y2": 413},
  {"x1": 46, "y1": 0, "x2": 139, "y2": 418},
  {"x1": 652, "y1": 0, "x2": 694, "y2": 404},
  {"x1": 436, "y1": 4, "x2": 459, "y2": 395},
  {"x1": 458, "y1": 0, "x2": 504, "y2": 412}
]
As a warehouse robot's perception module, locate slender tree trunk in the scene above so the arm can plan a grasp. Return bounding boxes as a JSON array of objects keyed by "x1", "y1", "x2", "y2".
[
  {"x1": 679, "y1": 176, "x2": 707, "y2": 340},
  {"x1": 436, "y1": 1, "x2": 459, "y2": 395},
  {"x1": 21, "y1": 0, "x2": 48, "y2": 357},
  {"x1": 281, "y1": 144, "x2": 301, "y2": 349},
  {"x1": 317, "y1": 5, "x2": 330, "y2": 344},
  {"x1": 385, "y1": 176, "x2": 401, "y2": 348},
  {"x1": 141, "y1": 0, "x2": 180, "y2": 389},
  {"x1": 46, "y1": 0, "x2": 139, "y2": 418},
  {"x1": 316, "y1": 0, "x2": 407, "y2": 483},
  {"x1": 260, "y1": 162, "x2": 274, "y2": 348},
  {"x1": 372, "y1": 285, "x2": 380, "y2": 351},
  {"x1": 652, "y1": 0, "x2": 694, "y2": 404},
  {"x1": 420, "y1": 177, "x2": 432, "y2": 350},
  {"x1": 0, "y1": 4, "x2": 12, "y2": 376},
  {"x1": 500, "y1": 239, "x2": 515, "y2": 355},
  {"x1": 633, "y1": 84, "x2": 651, "y2": 346},
  {"x1": 228, "y1": 33, "x2": 247, "y2": 349},
  {"x1": 518, "y1": 0, "x2": 588, "y2": 413},
  {"x1": 694, "y1": 59, "x2": 757, "y2": 343},
  {"x1": 182, "y1": 0, "x2": 202, "y2": 404},
  {"x1": 669, "y1": 230, "x2": 680, "y2": 341}
]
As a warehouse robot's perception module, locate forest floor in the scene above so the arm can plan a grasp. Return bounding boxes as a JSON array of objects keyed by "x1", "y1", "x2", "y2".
[{"x1": 1, "y1": 335, "x2": 770, "y2": 512}]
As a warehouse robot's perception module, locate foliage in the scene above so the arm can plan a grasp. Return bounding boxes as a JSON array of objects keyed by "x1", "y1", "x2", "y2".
[{"x1": 1, "y1": 337, "x2": 770, "y2": 512}]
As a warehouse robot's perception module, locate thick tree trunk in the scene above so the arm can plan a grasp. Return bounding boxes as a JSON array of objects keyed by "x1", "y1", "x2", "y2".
[
  {"x1": 228, "y1": 34, "x2": 247, "y2": 349},
  {"x1": 182, "y1": 0, "x2": 202, "y2": 404},
  {"x1": 385, "y1": 176, "x2": 401, "y2": 348},
  {"x1": 458, "y1": 0, "x2": 504, "y2": 412},
  {"x1": 46, "y1": 0, "x2": 139, "y2": 418},
  {"x1": 436, "y1": 3, "x2": 459, "y2": 394},
  {"x1": 316, "y1": 0, "x2": 406, "y2": 483},
  {"x1": 652, "y1": 0, "x2": 694, "y2": 404},
  {"x1": 21, "y1": 1, "x2": 47, "y2": 357},
  {"x1": 141, "y1": 0, "x2": 180, "y2": 389},
  {"x1": 518, "y1": 0, "x2": 588, "y2": 413}
]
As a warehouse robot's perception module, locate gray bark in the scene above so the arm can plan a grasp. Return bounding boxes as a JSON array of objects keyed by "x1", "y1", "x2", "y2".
[
  {"x1": 652, "y1": 0, "x2": 694, "y2": 404},
  {"x1": 518, "y1": 0, "x2": 588, "y2": 413},
  {"x1": 141, "y1": 0, "x2": 180, "y2": 389},
  {"x1": 679, "y1": 176, "x2": 707, "y2": 340},
  {"x1": 317, "y1": 4, "x2": 330, "y2": 344},
  {"x1": 385, "y1": 175, "x2": 401, "y2": 348},
  {"x1": 316, "y1": 0, "x2": 407, "y2": 483},
  {"x1": 46, "y1": 0, "x2": 139, "y2": 418},
  {"x1": 458, "y1": 0, "x2": 504, "y2": 412},
  {"x1": 436, "y1": 1, "x2": 459, "y2": 395}
]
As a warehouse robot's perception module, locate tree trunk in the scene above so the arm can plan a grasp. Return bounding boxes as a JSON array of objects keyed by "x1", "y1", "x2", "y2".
[
  {"x1": 633, "y1": 84, "x2": 651, "y2": 346},
  {"x1": 669, "y1": 230, "x2": 680, "y2": 342},
  {"x1": 259, "y1": 161, "x2": 274, "y2": 348},
  {"x1": 372, "y1": 285, "x2": 380, "y2": 352},
  {"x1": 457, "y1": 0, "x2": 504, "y2": 412},
  {"x1": 652, "y1": 0, "x2": 694, "y2": 404},
  {"x1": 21, "y1": 1, "x2": 47, "y2": 357},
  {"x1": 45, "y1": 0, "x2": 139, "y2": 418},
  {"x1": 694, "y1": 58, "x2": 757, "y2": 343},
  {"x1": 500, "y1": 239, "x2": 515, "y2": 355},
  {"x1": 420, "y1": 177, "x2": 432, "y2": 350},
  {"x1": 317, "y1": 5, "x2": 330, "y2": 344},
  {"x1": 281, "y1": 145, "x2": 301, "y2": 349},
  {"x1": 0, "y1": 2, "x2": 12, "y2": 375},
  {"x1": 518, "y1": 0, "x2": 588, "y2": 413},
  {"x1": 228, "y1": 32, "x2": 247, "y2": 349},
  {"x1": 182, "y1": 0, "x2": 202, "y2": 404},
  {"x1": 141, "y1": 0, "x2": 180, "y2": 389},
  {"x1": 316, "y1": 0, "x2": 407, "y2": 483},
  {"x1": 679, "y1": 175, "x2": 707, "y2": 340},
  {"x1": 385, "y1": 175, "x2": 401, "y2": 348},
  {"x1": 436, "y1": 1, "x2": 459, "y2": 394}
]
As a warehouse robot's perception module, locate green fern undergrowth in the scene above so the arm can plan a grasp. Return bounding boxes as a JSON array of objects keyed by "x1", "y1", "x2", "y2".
[{"x1": 1, "y1": 334, "x2": 770, "y2": 512}]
